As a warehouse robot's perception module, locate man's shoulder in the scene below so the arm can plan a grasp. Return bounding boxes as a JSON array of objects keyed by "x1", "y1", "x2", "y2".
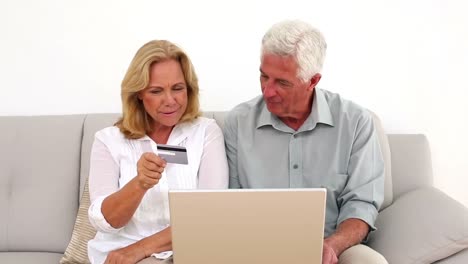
[
  {"x1": 223, "y1": 95, "x2": 264, "y2": 134},
  {"x1": 230, "y1": 95, "x2": 263, "y2": 115},
  {"x1": 320, "y1": 89, "x2": 372, "y2": 121},
  {"x1": 226, "y1": 95, "x2": 263, "y2": 120}
]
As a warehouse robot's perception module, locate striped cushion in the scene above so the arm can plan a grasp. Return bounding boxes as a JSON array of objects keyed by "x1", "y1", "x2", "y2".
[{"x1": 60, "y1": 180, "x2": 96, "y2": 264}]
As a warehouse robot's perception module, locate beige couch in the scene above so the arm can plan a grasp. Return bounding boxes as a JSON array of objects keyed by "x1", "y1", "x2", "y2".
[{"x1": 1, "y1": 112, "x2": 467, "y2": 264}]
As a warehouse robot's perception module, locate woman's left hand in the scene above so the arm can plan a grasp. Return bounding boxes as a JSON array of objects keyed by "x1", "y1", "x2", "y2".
[{"x1": 104, "y1": 243, "x2": 146, "y2": 264}]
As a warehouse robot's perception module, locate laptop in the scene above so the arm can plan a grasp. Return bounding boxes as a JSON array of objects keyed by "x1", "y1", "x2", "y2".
[{"x1": 168, "y1": 188, "x2": 326, "y2": 264}]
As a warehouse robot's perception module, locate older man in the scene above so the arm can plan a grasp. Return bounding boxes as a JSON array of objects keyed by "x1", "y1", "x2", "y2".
[{"x1": 223, "y1": 20, "x2": 387, "y2": 264}]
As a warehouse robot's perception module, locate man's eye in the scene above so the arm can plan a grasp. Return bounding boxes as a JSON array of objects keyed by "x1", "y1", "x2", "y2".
[
  {"x1": 260, "y1": 74, "x2": 268, "y2": 80},
  {"x1": 278, "y1": 80, "x2": 291, "y2": 87}
]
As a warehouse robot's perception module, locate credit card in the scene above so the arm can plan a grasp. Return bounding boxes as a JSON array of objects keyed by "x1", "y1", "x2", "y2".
[{"x1": 157, "y1": 144, "x2": 188, "y2": 165}]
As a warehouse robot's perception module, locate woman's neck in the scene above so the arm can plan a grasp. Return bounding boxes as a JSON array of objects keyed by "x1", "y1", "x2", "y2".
[{"x1": 148, "y1": 124, "x2": 174, "y2": 144}]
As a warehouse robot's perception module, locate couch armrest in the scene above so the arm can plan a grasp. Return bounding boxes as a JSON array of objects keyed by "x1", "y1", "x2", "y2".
[{"x1": 367, "y1": 187, "x2": 468, "y2": 264}]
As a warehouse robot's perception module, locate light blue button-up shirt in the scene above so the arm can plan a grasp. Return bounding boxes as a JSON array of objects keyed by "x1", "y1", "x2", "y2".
[{"x1": 223, "y1": 88, "x2": 384, "y2": 237}]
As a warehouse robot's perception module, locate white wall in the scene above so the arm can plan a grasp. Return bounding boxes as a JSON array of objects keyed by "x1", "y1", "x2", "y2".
[{"x1": 1, "y1": 0, "x2": 467, "y2": 206}]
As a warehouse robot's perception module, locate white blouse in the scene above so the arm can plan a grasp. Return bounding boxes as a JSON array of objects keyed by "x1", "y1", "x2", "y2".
[{"x1": 87, "y1": 117, "x2": 228, "y2": 264}]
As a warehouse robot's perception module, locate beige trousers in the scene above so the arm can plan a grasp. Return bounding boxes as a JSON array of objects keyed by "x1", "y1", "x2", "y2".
[
  {"x1": 136, "y1": 245, "x2": 387, "y2": 264},
  {"x1": 339, "y1": 244, "x2": 388, "y2": 264}
]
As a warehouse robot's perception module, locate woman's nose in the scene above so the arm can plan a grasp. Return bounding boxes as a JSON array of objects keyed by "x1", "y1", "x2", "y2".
[{"x1": 164, "y1": 91, "x2": 176, "y2": 104}]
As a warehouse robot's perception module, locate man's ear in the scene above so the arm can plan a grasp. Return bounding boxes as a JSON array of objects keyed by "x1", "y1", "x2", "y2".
[{"x1": 307, "y1": 73, "x2": 322, "y2": 91}]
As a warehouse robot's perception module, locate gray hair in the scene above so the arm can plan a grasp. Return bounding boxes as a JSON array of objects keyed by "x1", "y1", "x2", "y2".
[{"x1": 261, "y1": 20, "x2": 327, "y2": 82}]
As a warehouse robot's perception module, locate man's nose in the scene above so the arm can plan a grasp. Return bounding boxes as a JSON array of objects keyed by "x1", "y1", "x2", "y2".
[{"x1": 262, "y1": 82, "x2": 277, "y2": 98}]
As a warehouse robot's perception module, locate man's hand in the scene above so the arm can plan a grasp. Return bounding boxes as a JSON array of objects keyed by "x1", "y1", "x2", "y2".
[
  {"x1": 104, "y1": 243, "x2": 146, "y2": 264},
  {"x1": 322, "y1": 239, "x2": 338, "y2": 264},
  {"x1": 322, "y1": 218, "x2": 370, "y2": 263},
  {"x1": 136, "y1": 152, "x2": 167, "y2": 190}
]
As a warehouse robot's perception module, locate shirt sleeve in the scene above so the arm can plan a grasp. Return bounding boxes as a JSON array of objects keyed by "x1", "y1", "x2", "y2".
[
  {"x1": 223, "y1": 111, "x2": 241, "y2": 188},
  {"x1": 336, "y1": 112, "x2": 385, "y2": 231},
  {"x1": 197, "y1": 121, "x2": 229, "y2": 189},
  {"x1": 87, "y1": 136, "x2": 124, "y2": 233}
]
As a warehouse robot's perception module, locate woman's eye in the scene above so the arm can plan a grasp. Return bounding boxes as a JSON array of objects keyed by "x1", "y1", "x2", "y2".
[
  {"x1": 173, "y1": 85, "x2": 186, "y2": 91},
  {"x1": 150, "y1": 89, "x2": 162, "y2": 94}
]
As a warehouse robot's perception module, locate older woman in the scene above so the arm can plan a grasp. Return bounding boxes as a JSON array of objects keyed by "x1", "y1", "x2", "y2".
[{"x1": 87, "y1": 40, "x2": 228, "y2": 264}]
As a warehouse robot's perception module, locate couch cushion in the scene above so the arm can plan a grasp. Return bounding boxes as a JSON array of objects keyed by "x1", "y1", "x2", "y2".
[
  {"x1": 60, "y1": 178, "x2": 95, "y2": 264},
  {"x1": 387, "y1": 134, "x2": 433, "y2": 199},
  {"x1": 0, "y1": 115, "x2": 85, "y2": 253},
  {"x1": 0, "y1": 252, "x2": 63, "y2": 264},
  {"x1": 435, "y1": 248, "x2": 468, "y2": 264},
  {"x1": 367, "y1": 187, "x2": 468, "y2": 264}
]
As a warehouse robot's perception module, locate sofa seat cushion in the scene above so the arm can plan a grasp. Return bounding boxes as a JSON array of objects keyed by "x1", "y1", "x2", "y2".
[
  {"x1": 368, "y1": 187, "x2": 468, "y2": 264},
  {"x1": 0, "y1": 252, "x2": 63, "y2": 264}
]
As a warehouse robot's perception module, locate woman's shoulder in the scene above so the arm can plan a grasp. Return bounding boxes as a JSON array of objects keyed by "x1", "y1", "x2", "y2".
[
  {"x1": 178, "y1": 116, "x2": 216, "y2": 130},
  {"x1": 191, "y1": 116, "x2": 221, "y2": 132},
  {"x1": 175, "y1": 117, "x2": 220, "y2": 140},
  {"x1": 193, "y1": 116, "x2": 217, "y2": 126},
  {"x1": 95, "y1": 126, "x2": 126, "y2": 142}
]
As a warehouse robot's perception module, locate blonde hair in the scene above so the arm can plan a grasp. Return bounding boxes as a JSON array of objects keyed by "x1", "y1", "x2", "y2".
[{"x1": 116, "y1": 40, "x2": 201, "y2": 139}]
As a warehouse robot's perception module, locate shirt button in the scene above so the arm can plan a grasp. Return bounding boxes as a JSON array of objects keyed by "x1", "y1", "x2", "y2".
[{"x1": 293, "y1": 164, "x2": 299, "y2": 169}]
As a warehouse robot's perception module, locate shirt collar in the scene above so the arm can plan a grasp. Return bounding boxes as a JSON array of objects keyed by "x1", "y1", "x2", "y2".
[
  {"x1": 137, "y1": 119, "x2": 199, "y2": 146},
  {"x1": 256, "y1": 88, "x2": 334, "y2": 132}
]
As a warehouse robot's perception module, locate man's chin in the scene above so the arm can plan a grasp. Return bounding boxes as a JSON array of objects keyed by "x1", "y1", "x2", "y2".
[{"x1": 265, "y1": 103, "x2": 282, "y2": 115}]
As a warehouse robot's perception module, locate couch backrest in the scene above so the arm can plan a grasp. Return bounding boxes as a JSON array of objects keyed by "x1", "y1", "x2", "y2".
[
  {"x1": 79, "y1": 112, "x2": 435, "y2": 206},
  {"x1": 0, "y1": 113, "x2": 434, "y2": 254},
  {"x1": 0, "y1": 115, "x2": 85, "y2": 253},
  {"x1": 387, "y1": 134, "x2": 433, "y2": 199},
  {"x1": 78, "y1": 111, "x2": 431, "y2": 207}
]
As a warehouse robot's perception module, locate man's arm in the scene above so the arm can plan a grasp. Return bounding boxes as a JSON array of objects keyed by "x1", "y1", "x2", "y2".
[
  {"x1": 323, "y1": 218, "x2": 369, "y2": 261},
  {"x1": 223, "y1": 111, "x2": 241, "y2": 188},
  {"x1": 324, "y1": 111, "x2": 384, "y2": 262}
]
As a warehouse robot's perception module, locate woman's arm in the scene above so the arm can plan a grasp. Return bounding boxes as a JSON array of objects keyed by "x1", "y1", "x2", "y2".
[
  {"x1": 104, "y1": 227, "x2": 172, "y2": 263},
  {"x1": 89, "y1": 137, "x2": 166, "y2": 230},
  {"x1": 197, "y1": 121, "x2": 229, "y2": 189},
  {"x1": 101, "y1": 151, "x2": 166, "y2": 228}
]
